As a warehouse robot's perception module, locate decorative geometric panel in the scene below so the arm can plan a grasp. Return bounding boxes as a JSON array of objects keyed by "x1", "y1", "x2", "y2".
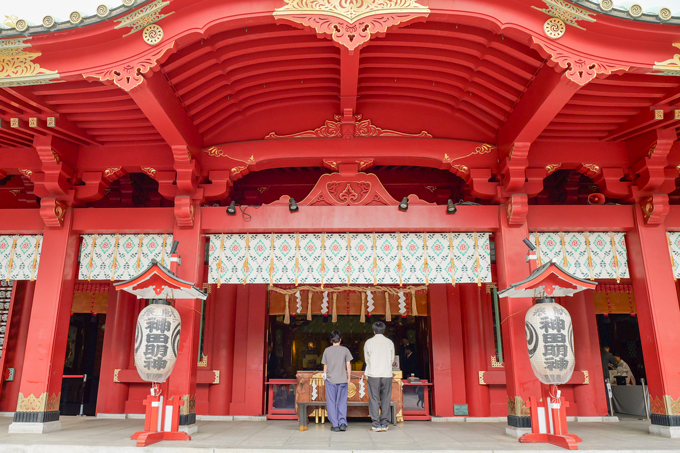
[
  {"x1": 530, "y1": 232, "x2": 629, "y2": 281},
  {"x1": 208, "y1": 233, "x2": 492, "y2": 285},
  {"x1": 0, "y1": 235, "x2": 42, "y2": 281},
  {"x1": 78, "y1": 234, "x2": 173, "y2": 281},
  {"x1": 667, "y1": 232, "x2": 680, "y2": 279}
]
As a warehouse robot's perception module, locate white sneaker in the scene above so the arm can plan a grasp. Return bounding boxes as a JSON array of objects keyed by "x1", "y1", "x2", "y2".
[
  {"x1": 381, "y1": 425, "x2": 389, "y2": 432},
  {"x1": 371, "y1": 426, "x2": 382, "y2": 432}
]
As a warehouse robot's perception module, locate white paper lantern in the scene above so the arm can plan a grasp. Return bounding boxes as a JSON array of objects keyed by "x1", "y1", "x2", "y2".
[
  {"x1": 134, "y1": 302, "x2": 181, "y2": 383},
  {"x1": 525, "y1": 298, "x2": 575, "y2": 385}
]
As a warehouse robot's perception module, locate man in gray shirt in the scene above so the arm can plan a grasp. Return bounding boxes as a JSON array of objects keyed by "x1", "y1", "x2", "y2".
[{"x1": 322, "y1": 331, "x2": 353, "y2": 432}]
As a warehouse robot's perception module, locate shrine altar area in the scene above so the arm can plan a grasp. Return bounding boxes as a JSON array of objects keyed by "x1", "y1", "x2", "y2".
[{"x1": 296, "y1": 371, "x2": 404, "y2": 422}]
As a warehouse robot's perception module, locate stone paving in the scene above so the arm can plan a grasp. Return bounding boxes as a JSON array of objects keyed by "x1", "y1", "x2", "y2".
[{"x1": 0, "y1": 415, "x2": 679, "y2": 452}]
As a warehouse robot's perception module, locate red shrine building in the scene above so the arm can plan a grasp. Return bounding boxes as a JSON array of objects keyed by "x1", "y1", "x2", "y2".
[{"x1": 2, "y1": 0, "x2": 680, "y2": 437}]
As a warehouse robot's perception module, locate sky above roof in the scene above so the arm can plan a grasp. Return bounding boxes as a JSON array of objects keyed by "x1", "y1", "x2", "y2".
[{"x1": 3, "y1": 0, "x2": 680, "y2": 25}]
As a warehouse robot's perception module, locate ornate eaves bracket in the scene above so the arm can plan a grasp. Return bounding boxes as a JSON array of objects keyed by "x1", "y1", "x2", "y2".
[
  {"x1": 273, "y1": 0, "x2": 430, "y2": 52},
  {"x1": 0, "y1": 38, "x2": 60, "y2": 88},
  {"x1": 83, "y1": 44, "x2": 176, "y2": 92},
  {"x1": 531, "y1": 37, "x2": 629, "y2": 86}
]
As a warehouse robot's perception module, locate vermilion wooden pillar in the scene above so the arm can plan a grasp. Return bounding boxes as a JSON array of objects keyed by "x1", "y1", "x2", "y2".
[
  {"x1": 96, "y1": 289, "x2": 136, "y2": 415},
  {"x1": 208, "y1": 285, "x2": 237, "y2": 415},
  {"x1": 0, "y1": 281, "x2": 35, "y2": 412},
  {"x1": 229, "y1": 284, "x2": 267, "y2": 416},
  {"x1": 428, "y1": 285, "x2": 456, "y2": 417},
  {"x1": 447, "y1": 285, "x2": 468, "y2": 410},
  {"x1": 461, "y1": 283, "x2": 491, "y2": 417},
  {"x1": 167, "y1": 206, "x2": 205, "y2": 432},
  {"x1": 626, "y1": 203, "x2": 680, "y2": 435},
  {"x1": 561, "y1": 292, "x2": 608, "y2": 416},
  {"x1": 9, "y1": 208, "x2": 79, "y2": 433},
  {"x1": 494, "y1": 208, "x2": 541, "y2": 431}
]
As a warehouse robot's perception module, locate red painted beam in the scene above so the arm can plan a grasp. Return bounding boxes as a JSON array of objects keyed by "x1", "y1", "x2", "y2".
[
  {"x1": 497, "y1": 66, "x2": 582, "y2": 151},
  {"x1": 664, "y1": 206, "x2": 680, "y2": 230},
  {"x1": 72, "y1": 208, "x2": 175, "y2": 233},
  {"x1": 129, "y1": 72, "x2": 203, "y2": 150},
  {"x1": 202, "y1": 205, "x2": 500, "y2": 233},
  {"x1": 0, "y1": 209, "x2": 44, "y2": 233},
  {"x1": 340, "y1": 47, "x2": 359, "y2": 113},
  {"x1": 527, "y1": 205, "x2": 634, "y2": 231}
]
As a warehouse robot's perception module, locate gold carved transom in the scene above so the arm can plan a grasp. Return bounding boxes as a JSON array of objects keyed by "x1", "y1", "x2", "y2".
[
  {"x1": 275, "y1": 0, "x2": 429, "y2": 23},
  {"x1": 0, "y1": 38, "x2": 60, "y2": 87}
]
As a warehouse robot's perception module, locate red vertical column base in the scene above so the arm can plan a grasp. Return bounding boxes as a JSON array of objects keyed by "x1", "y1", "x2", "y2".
[
  {"x1": 519, "y1": 433, "x2": 581, "y2": 450},
  {"x1": 131, "y1": 431, "x2": 191, "y2": 447}
]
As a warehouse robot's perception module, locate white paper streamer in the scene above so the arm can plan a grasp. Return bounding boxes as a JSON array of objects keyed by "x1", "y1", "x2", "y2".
[
  {"x1": 398, "y1": 291, "x2": 407, "y2": 315},
  {"x1": 366, "y1": 290, "x2": 374, "y2": 313},
  {"x1": 321, "y1": 291, "x2": 329, "y2": 314},
  {"x1": 295, "y1": 290, "x2": 302, "y2": 314}
]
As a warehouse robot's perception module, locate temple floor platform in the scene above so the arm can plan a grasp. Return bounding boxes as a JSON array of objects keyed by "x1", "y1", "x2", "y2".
[{"x1": 0, "y1": 416, "x2": 679, "y2": 452}]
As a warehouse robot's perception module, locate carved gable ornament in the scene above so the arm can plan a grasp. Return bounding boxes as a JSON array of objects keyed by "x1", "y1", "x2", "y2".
[
  {"x1": 300, "y1": 171, "x2": 399, "y2": 206},
  {"x1": 0, "y1": 38, "x2": 60, "y2": 87},
  {"x1": 273, "y1": 0, "x2": 430, "y2": 52}
]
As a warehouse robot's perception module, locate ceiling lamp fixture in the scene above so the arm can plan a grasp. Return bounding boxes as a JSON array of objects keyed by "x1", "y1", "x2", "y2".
[
  {"x1": 289, "y1": 198, "x2": 299, "y2": 213},
  {"x1": 446, "y1": 199, "x2": 457, "y2": 214},
  {"x1": 399, "y1": 197, "x2": 409, "y2": 212}
]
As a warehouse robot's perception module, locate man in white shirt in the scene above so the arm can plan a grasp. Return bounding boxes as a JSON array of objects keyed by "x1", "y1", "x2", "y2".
[
  {"x1": 614, "y1": 355, "x2": 636, "y2": 385},
  {"x1": 364, "y1": 321, "x2": 395, "y2": 432}
]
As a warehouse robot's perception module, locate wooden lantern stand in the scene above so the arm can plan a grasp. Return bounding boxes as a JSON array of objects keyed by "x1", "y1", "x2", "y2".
[
  {"x1": 519, "y1": 384, "x2": 582, "y2": 450},
  {"x1": 130, "y1": 384, "x2": 191, "y2": 447}
]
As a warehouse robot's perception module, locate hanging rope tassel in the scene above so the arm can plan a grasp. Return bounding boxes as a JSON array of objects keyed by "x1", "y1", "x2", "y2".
[
  {"x1": 332, "y1": 292, "x2": 338, "y2": 323},
  {"x1": 284, "y1": 294, "x2": 290, "y2": 325},
  {"x1": 410, "y1": 288, "x2": 418, "y2": 316},
  {"x1": 385, "y1": 292, "x2": 391, "y2": 322},
  {"x1": 307, "y1": 290, "x2": 313, "y2": 321},
  {"x1": 360, "y1": 292, "x2": 366, "y2": 323}
]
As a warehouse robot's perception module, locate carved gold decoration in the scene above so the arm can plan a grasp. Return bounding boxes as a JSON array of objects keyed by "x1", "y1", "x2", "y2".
[
  {"x1": 51, "y1": 150, "x2": 60, "y2": 163},
  {"x1": 198, "y1": 353, "x2": 208, "y2": 367},
  {"x1": 104, "y1": 167, "x2": 122, "y2": 177},
  {"x1": 257, "y1": 186, "x2": 270, "y2": 193},
  {"x1": 83, "y1": 44, "x2": 174, "y2": 92},
  {"x1": 479, "y1": 371, "x2": 486, "y2": 385},
  {"x1": 648, "y1": 143, "x2": 657, "y2": 158},
  {"x1": 651, "y1": 44, "x2": 680, "y2": 76},
  {"x1": 180, "y1": 394, "x2": 196, "y2": 415},
  {"x1": 274, "y1": 0, "x2": 430, "y2": 51},
  {"x1": 533, "y1": 0, "x2": 596, "y2": 30},
  {"x1": 265, "y1": 114, "x2": 431, "y2": 139},
  {"x1": 650, "y1": 395, "x2": 680, "y2": 415},
  {"x1": 532, "y1": 38, "x2": 628, "y2": 86},
  {"x1": 485, "y1": 282, "x2": 497, "y2": 294},
  {"x1": 444, "y1": 143, "x2": 495, "y2": 164},
  {"x1": 451, "y1": 164, "x2": 469, "y2": 176},
  {"x1": 19, "y1": 169, "x2": 33, "y2": 177},
  {"x1": 113, "y1": 369, "x2": 121, "y2": 383},
  {"x1": 115, "y1": 0, "x2": 174, "y2": 36},
  {"x1": 491, "y1": 355, "x2": 504, "y2": 368},
  {"x1": 9, "y1": 190, "x2": 20, "y2": 196},
  {"x1": 141, "y1": 166, "x2": 156, "y2": 177},
  {"x1": 581, "y1": 163, "x2": 601, "y2": 174},
  {"x1": 655, "y1": 110, "x2": 664, "y2": 120},
  {"x1": 16, "y1": 392, "x2": 60, "y2": 412},
  {"x1": 97, "y1": 5, "x2": 110, "y2": 18},
  {"x1": 69, "y1": 11, "x2": 83, "y2": 24},
  {"x1": 3, "y1": 15, "x2": 18, "y2": 28},
  {"x1": 544, "y1": 18, "x2": 566, "y2": 39},
  {"x1": 424, "y1": 186, "x2": 437, "y2": 192},
  {"x1": 143, "y1": 24, "x2": 164, "y2": 46},
  {"x1": 582, "y1": 370, "x2": 589, "y2": 384},
  {"x1": 0, "y1": 38, "x2": 60, "y2": 87},
  {"x1": 545, "y1": 163, "x2": 562, "y2": 175},
  {"x1": 213, "y1": 370, "x2": 220, "y2": 385},
  {"x1": 15, "y1": 19, "x2": 28, "y2": 32},
  {"x1": 43, "y1": 16, "x2": 55, "y2": 28},
  {"x1": 507, "y1": 395, "x2": 530, "y2": 417},
  {"x1": 47, "y1": 117, "x2": 55, "y2": 127},
  {"x1": 203, "y1": 147, "x2": 255, "y2": 176}
]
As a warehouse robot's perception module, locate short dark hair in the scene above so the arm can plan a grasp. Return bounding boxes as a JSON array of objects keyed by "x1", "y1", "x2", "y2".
[
  {"x1": 372, "y1": 321, "x2": 386, "y2": 335},
  {"x1": 329, "y1": 331, "x2": 342, "y2": 343},
  {"x1": 405, "y1": 346, "x2": 412, "y2": 353}
]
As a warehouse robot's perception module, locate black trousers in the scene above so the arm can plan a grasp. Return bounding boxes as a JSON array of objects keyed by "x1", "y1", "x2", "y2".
[{"x1": 367, "y1": 376, "x2": 392, "y2": 427}]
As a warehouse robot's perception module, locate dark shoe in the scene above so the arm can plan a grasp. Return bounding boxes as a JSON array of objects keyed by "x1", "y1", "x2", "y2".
[
  {"x1": 331, "y1": 426, "x2": 340, "y2": 432},
  {"x1": 339, "y1": 424, "x2": 347, "y2": 431}
]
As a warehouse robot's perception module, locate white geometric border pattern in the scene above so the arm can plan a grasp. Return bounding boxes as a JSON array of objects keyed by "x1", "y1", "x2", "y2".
[
  {"x1": 530, "y1": 232, "x2": 629, "y2": 281},
  {"x1": 78, "y1": 234, "x2": 173, "y2": 281},
  {"x1": 208, "y1": 233, "x2": 491, "y2": 285}
]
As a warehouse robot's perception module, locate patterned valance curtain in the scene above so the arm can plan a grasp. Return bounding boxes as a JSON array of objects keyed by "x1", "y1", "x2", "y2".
[
  {"x1": 529, "y1": 232, "x2": 628, "y2": 281},
  {"x1": 78, "y1": 234, "x2": 173, "y2": 281},
  {"x1": 666, "y1": 232, "x2": 680, "y2": 280},
  {"x1": 208, "y1": 233, "x2": 492, "y2": 286},
  {"x1": 0, "y1": 235, "x2": 42, "y2": 281}
]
